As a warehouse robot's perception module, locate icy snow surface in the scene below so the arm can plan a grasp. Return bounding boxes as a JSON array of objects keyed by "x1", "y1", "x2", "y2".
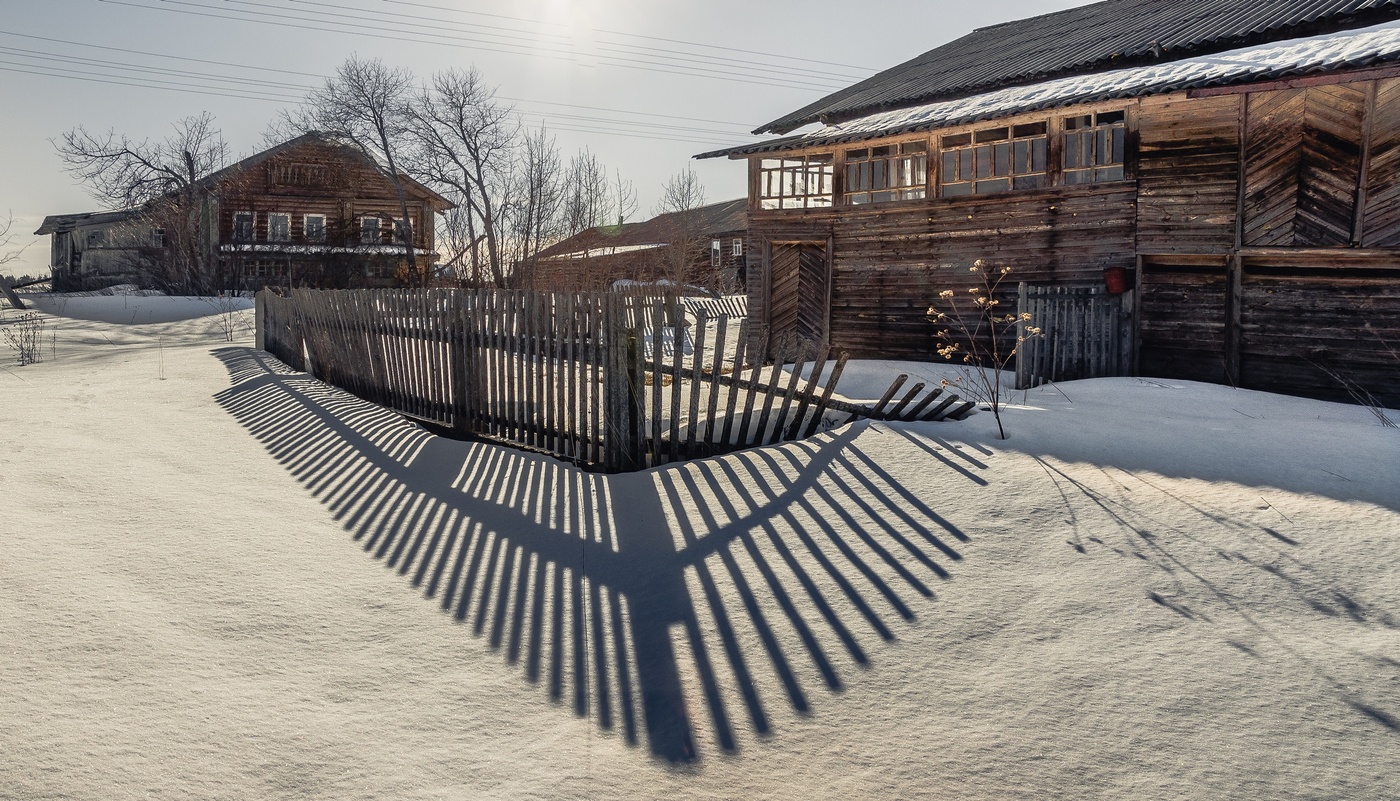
[{"x1": 1, "y1": 297, "x2": 1398, "y2": 799}]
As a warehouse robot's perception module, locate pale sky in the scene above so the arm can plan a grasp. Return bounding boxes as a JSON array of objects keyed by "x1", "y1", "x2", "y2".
[{"x1": 0, "y1": 0, "x2": 1093, "y2": 277}]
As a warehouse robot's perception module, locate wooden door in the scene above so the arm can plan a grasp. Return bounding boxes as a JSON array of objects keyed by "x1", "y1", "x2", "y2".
[
  {"x1": 768, "y1": 242, "x2": 829, "y2": 356},
  {"x1": 1137, "y1": 261, "x2": 1230, "y2": 384}
]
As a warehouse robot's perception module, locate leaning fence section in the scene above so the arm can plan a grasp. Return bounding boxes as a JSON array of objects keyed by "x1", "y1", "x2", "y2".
[
  {"x1": 1016, "y1": 283, "x2": 1126, "y2": 390},
  {"x1": 257, "y1": 288, "x2": 857, "y2": 473}
]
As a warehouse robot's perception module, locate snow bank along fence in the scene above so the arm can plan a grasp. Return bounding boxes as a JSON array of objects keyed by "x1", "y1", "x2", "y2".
[
  {"x1": 257, "y1": 288, "x2": 968, "y2": 472},
  {"x1": 1015, "y1": 283, "x2": 1129, "y2": 390}
]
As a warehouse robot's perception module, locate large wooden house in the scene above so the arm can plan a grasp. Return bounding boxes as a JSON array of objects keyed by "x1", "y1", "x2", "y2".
[
  {"x1": 524, "y1": 199, "x2": 749, "y2": 293},
  {"x1": 38, "y1": 132, "x2": 453, "y2": 291},
  {"x1": 701, "y1": 0, "x2": 1400, "y2": 407}
]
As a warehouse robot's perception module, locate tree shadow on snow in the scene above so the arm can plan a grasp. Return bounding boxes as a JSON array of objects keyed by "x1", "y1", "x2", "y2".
[{"x1": 210, "y1": 347, "x2": 977, "y2": 763}]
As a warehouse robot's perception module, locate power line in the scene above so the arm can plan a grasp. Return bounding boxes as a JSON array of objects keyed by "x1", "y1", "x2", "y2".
[
  {"x1": 1, "y1": 38, "x2": 757, "y2": 138},
  {"x1": 0, "y1": 64, "x2": 302, "y2": 104},
  {"x1": 0, "y1": 45, "x2": 314, "y2": 93},
  {"x1": 374, "y1": 0, "x2": 874, "y2": 73},
  {"x1": 99, "y1": 0, "x2": 849, "y2": 93},
  {"x1": 221, "y1": 0, "x2": 852, "y2": 88},
  {"x1": 0, "y1": 29, "x2": 327, "y2": 79},
  {"x1": 0, "y1": 27, "x2": 760, "y2": 129},
  {"x1": 0, "y1": 59, "x2": 746, "y2": 146}
]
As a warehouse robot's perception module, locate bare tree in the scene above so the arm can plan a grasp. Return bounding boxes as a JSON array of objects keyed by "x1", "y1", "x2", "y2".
[
  {"x1": 283, "y1": 56, "x2": 424, "y2": 284},
  {"x1": 54, "y1": 113, "x2": 229, "y2": 292},
  {"x1": 503, "y1": 127, "x2": 565, "y2": 287},
  {"x1": 612, "y1": 169, "x2": 638, "y2": 226},
  {"x1": 409, "y1": 67, "x2": 517, "y2": 287},
  {"x1": 653, "y1": 167, "x2": 708, "y2": 285},
  {"x1": 562, "y1": 149, "x2": 613, "y2": 237},
  {"x1": 0, "y1": 212, "x2": 32, "y2": 273}
]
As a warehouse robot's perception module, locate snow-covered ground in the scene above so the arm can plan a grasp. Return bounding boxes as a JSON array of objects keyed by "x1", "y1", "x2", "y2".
[{"x1": 2, "y1": 297, "x2": 1398, "y2": 800}]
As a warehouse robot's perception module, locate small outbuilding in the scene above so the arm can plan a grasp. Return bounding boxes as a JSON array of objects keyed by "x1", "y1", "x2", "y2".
[{"x1": 524, "y1": 199, "x2": 748, "y2": 293}]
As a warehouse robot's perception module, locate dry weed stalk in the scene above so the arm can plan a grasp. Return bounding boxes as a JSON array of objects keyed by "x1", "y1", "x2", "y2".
[{"x1": 927, "y1": 260, "x2": 1040, "y2": 439}]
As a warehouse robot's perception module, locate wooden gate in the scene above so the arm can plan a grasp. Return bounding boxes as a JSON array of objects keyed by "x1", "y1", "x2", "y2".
[{"x1": 768, "y1": 241, "x2": 829, "y2": 357}]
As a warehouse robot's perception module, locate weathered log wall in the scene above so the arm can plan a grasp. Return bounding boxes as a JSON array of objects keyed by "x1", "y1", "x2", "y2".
[{"x1": 745, "y1": 73, "x2": 1400, "y2": 407}]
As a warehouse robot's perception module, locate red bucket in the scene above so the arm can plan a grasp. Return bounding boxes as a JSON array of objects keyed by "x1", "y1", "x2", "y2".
[{"x1": 1103, "y1": 266, "x2": 1134, "y2": 295}]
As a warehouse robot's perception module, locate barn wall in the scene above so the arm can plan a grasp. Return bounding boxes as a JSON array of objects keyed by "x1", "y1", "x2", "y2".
[
  {"x1": 743, "y1": 74, "x2": 1400, "y2": 406},
  {"x1": 1136, "y1": 93, "x2": 1241, "y2": 255}
]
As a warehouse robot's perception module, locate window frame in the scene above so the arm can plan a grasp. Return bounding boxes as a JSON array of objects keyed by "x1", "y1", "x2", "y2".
[
  {"x1": 303, "y1": 214, "x2": 327, "y2": 243},
  {"x1": 939, "y1": 121, "x2": 1048, "y2": 197},
  {"x1": 266, "y1": 212, "x2": 291, "y2": 243},
  {"x1": 844, "y1": 139, "x2": 929, "y2": 205},
  {"x1": 360, "y1": 216, "x2": 381, "y2": 246},
  {"x1": 758, "y1": 152, "x2": 835, "y2": 210},
  {"x1": 1062, "y1": 110, "x2": 1128, "y2": 186},
  {"x1": 711, "y1": 239, "x2": 722, "y2": 267},
  {"x1": 732, "y1": 238, "x2": 743, "y2": 257},
  {"x1": 232, "y1": 211, "x2": 255, "y2": 242}
]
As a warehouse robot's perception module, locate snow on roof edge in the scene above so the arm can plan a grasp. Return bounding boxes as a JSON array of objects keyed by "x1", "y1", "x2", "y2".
[{"x1": 699, "y1": 21, "x2": 1400, "y2": 159}]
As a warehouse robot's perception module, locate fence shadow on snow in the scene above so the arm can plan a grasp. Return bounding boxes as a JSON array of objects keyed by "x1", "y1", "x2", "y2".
[{"x1": 212, "y1": 346, "x2": 981, "y2": 763}]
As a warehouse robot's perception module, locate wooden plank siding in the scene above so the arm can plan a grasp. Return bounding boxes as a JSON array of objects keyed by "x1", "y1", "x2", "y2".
[
  {"x1": 743, "y1": 78, "x2": 1400, "y2": 407},
  {"x1": 1136, "y1": 93, "x2": 1242, "y2": 255},
  {"x1": 1361, "y1": 78, "x2": 1400, "y2": 247},
  {"x1": 1243, "y1": 84, "x2": 1368, "y2": 247}
]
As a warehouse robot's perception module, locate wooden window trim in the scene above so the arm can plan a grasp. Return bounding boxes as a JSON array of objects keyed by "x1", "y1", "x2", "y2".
[
  {"x1": 757, "y1": 152, "x2": 835, "y2": 210},
  {"x1": 360, "y1": 216, "x2": 381, "y2": 245},
  {"x1": 303, "y1": 214, "x2": 327, "y2": 243},
  {"x1": 844, "y1": 139, "x2": 930, "y2": 205},
  {"x1": 233, "y1": 211, "x2": 255, "y2": 242},
  {"x1": 266, "y1": 212, "x2": 291, "y2": 242}
]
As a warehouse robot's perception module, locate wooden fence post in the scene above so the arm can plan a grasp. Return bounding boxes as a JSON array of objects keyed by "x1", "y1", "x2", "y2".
[{"x1": 254, "y1": 290, "x2": 267, "y2": 351}]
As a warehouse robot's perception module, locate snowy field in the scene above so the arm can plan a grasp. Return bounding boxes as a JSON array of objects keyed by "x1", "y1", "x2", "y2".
[{"x1": 2, "y1": 295, "x2": 1398, "y2": 800}]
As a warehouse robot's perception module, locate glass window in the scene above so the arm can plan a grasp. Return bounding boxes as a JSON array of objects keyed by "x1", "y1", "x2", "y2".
[
  {"x1": 758, "y1": 153, "x2": 834, "y2": 210},
  {"x1": 86, "y1": 230, "x2": 105, "y2": 248},
  {"x1": 845, "y1": 140, "x2": 927, "y2": 205},
  {"x1": 267, "y1": 213, "x2": 290, "y2": 242},
  {"x1": 360, "y1": 217, "x2": 380, "y2": 245},
  {"x1": 940, "y1": 122, "x2": 1047, "y2": 197},
  {"x1": 1063, "y1": 111, "x2": 1127, "y2": 185},
  {"x1": 732, "y1": 238, "x2": 743, "y2": 257},
  {"x1": 711, "y1": 239, "x2": 721, "y2": 267},
  {"x1": 303, "y1": 214, "x2": 326, "y2": 243},
  {"x1": 233, "y1": 212, "x2": 254, "y2": 241}
]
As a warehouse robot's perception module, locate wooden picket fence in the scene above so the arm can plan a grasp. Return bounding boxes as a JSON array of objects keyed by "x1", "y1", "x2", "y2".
[
  {"x1": 1016, "y1": 283, "x2": 1126, "y2": 390},
  {"x1": 257, "y1": 288, "x2": 875, "y2": 472}
]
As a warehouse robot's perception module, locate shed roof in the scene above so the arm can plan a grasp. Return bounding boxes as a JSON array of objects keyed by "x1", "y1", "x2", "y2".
[
  {"x1": 535, "y1": 199, "x2": 748, "y2": 261},
  {"x1": 757, "y1": 0, "x2": 1400, "y2": 135}
]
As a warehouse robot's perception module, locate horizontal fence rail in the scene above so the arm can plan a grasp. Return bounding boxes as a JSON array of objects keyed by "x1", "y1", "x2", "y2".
[
  {"x1": 1016, "y1": 282, "x2": 1126, "y2": 390},
  {"x1": 259, "y1": 288, "x2": 934, "y2": 472}
]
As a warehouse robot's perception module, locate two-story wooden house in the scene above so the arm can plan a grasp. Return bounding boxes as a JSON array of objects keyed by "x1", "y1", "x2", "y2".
[
  {"x1": 700, "y1": 0, "x2": 1400, "y2": 407},
  {"x1": 38, "y1": 132, "x2": 453, "y2": 291}
]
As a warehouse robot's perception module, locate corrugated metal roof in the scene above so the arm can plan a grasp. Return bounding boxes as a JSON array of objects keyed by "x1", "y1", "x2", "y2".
[
  {"x1": 700, "y1": 20, "x2": 1400, "y2": 159},
  {"x1": 758, "y1": 0, "x2": 1400, "y2": 134}
]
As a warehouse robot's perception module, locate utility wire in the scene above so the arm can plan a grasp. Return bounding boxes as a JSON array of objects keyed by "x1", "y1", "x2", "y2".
[
  {"x1": 0, "y1": 29, "x2": 757, "y2": 129},
  {"x1": 375, "y1": 0, "x2": 874, "y2": 73},
  {"x1": 1, "y1": 46, "x2": 746, "y2": 140},
  {"x1": 98, "y1": 0, "x2": 849, "y2": 92}
]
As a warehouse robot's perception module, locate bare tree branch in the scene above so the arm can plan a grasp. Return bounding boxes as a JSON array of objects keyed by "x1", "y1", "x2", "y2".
[{"x1": 282, "y1": 56, "x2": 425, "y2": 283}]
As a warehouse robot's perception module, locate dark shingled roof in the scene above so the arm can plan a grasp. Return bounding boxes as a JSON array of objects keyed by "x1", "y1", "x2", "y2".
[{"x1": 758, "y1": 0, "x2": 1400, "y2": 134}]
